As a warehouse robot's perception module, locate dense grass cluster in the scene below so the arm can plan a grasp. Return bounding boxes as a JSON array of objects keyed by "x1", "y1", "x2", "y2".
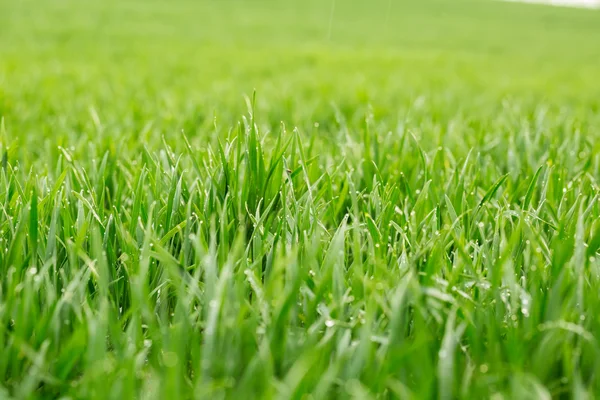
[{"x1": 2, "y1": 0, "x2": 600, "y2": 398}]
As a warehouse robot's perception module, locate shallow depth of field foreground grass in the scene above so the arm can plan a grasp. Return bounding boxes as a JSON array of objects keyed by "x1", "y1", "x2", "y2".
[{"x1": 1, "y1": 0, "x2": 600, "y2": 398}]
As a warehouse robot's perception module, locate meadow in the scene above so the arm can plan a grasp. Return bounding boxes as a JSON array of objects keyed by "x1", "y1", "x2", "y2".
[{"x1": 1, "y1": 0, "x2": 600, "y2": 398}]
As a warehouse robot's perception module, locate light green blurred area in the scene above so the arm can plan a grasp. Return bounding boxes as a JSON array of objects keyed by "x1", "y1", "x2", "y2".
[{"x1": 1, "y1": 0, "x2": 599, "y2": 143}]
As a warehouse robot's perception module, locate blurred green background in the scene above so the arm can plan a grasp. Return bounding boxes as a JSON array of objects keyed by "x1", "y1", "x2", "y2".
[{"x1": 1, "y1": 0, "x2": 599, "y2": 151}]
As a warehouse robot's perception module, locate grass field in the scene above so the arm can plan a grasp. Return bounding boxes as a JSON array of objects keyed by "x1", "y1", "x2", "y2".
[{"x1": 1, "y1": 0, "x2": 600, "y2": 398}]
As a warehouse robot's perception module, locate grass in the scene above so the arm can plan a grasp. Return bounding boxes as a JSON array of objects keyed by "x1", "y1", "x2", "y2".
[{"x1": 1, "y1": 0, "x2": 600, "y2": 398}]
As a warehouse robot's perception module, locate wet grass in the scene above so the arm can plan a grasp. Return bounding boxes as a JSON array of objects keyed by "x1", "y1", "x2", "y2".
[{"x1": 1, "y1": 0, "x2": 600, "y2": 398}]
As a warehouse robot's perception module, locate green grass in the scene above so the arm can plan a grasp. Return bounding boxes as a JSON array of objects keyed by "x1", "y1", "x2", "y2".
[{"x1": 1, "y1": 0, "x2": 600, "y2": 398}]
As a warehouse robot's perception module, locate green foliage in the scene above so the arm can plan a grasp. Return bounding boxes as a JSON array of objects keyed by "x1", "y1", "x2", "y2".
[{"x1": 1, "y1": 0, "x2": 600, "y2": 398}]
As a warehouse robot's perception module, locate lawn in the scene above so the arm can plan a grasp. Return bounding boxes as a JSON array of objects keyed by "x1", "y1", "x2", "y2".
[{"x1": 1, "y1": 0, "x2": 600, "y2": 398}]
